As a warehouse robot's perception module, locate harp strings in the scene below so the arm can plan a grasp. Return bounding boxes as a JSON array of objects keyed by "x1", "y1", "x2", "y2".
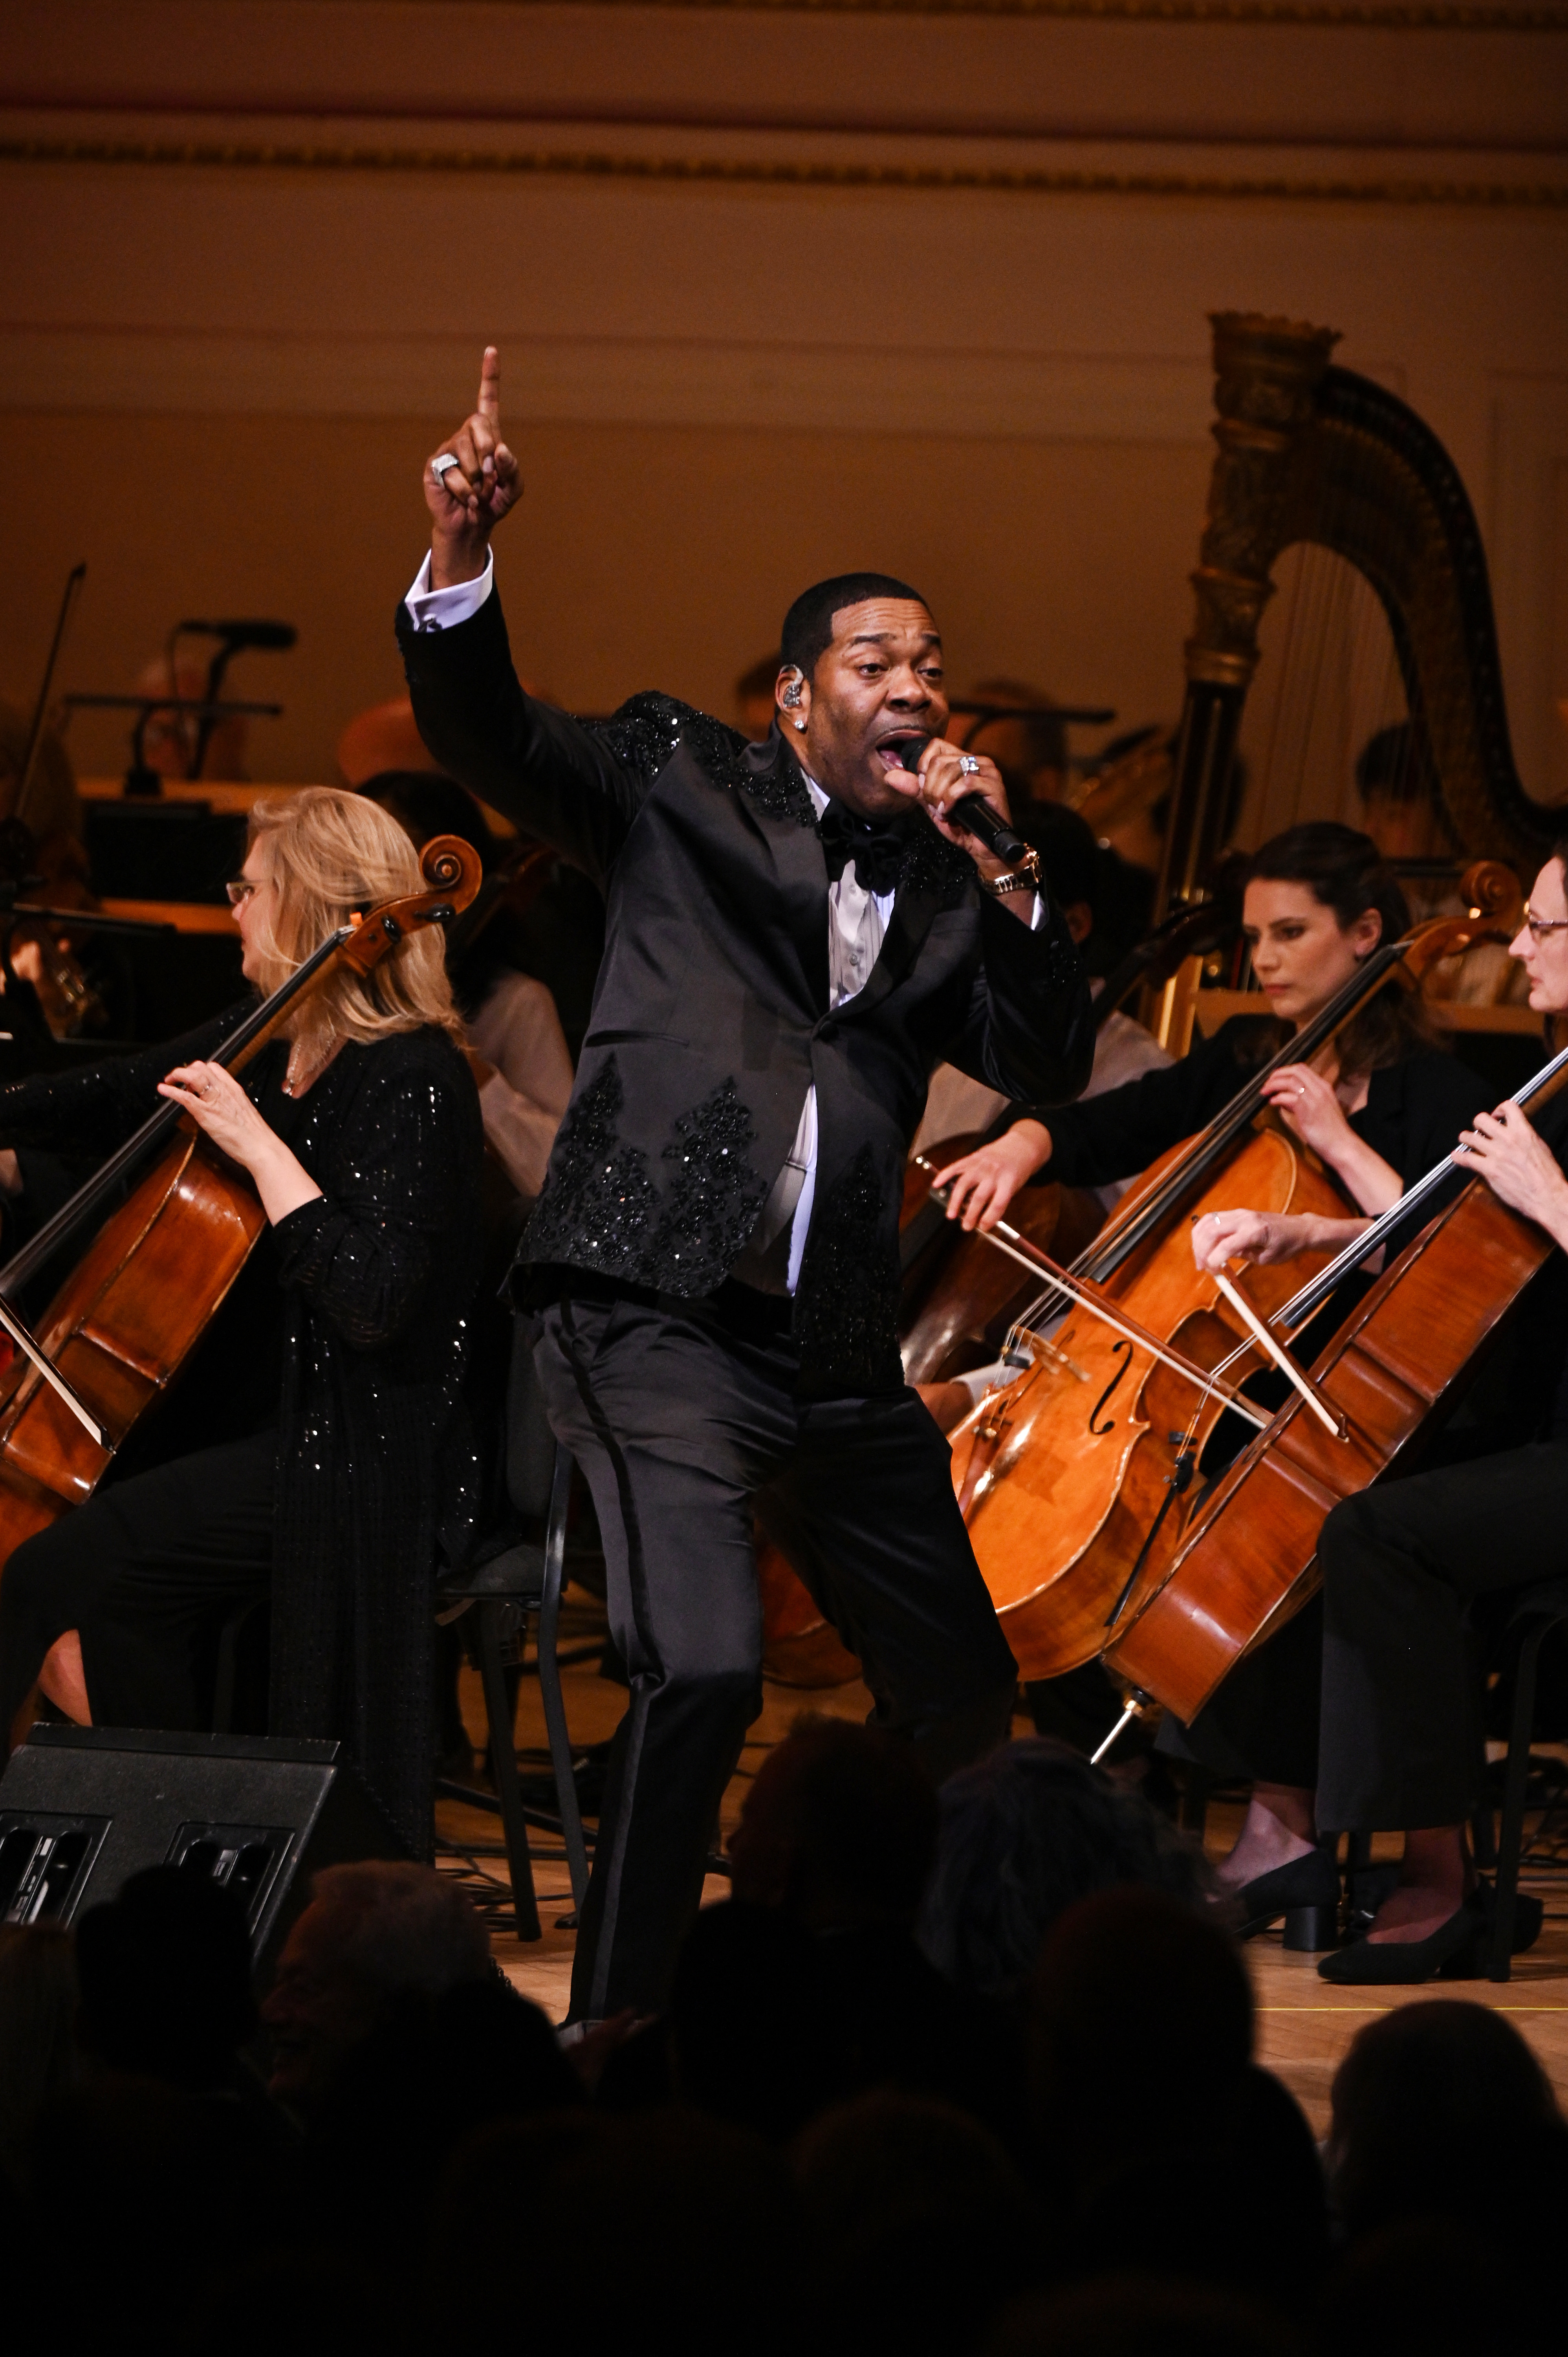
[{"x1": 1237, "y1": 543, "x2": 1409, "y2": 854}]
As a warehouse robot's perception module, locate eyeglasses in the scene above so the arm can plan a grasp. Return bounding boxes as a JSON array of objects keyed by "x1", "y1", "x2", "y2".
[
  {"x1": 225, "y1": 879, "x2": 258, "y2": 907},
  {"x1": 1522, "y1": 905, "x2": 1568, "y2": 940}
]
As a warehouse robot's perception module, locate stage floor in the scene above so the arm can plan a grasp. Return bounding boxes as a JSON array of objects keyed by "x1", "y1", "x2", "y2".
[{"x1": 436, "y1": 1586, "x2": 1568, "y2": 2139}]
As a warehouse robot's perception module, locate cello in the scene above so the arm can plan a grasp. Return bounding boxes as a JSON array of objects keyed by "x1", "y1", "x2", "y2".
[
  {"x1": 0, "y1": 834, "x2": 480, "y2": 1657},
  {"x1": 941, "y1": 873, "x2": 1520, "y2": 1683},
  {"x1": 1101, "y1": 1033, "x2": 1568, "y2": 1727}
]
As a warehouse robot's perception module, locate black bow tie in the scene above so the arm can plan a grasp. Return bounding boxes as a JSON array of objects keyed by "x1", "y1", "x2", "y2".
[{"x1": 817, "y1": 801, "x2": 907, "y2": 897}]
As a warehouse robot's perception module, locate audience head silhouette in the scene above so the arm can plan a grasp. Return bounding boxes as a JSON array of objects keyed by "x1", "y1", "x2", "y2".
[
  {"x1": 920, "y1": 1737, "x2": 1209, "y2": 2002},
  {"x1": 727, "y1": 1717, "x2": 938, "y2": 1931},
  {"x1": 1030, "y1": 1887, "x2": 1254, "y2": 2180},
  {"x1": 260, "y1": 1860, "x2": 491, "y2": 2113},
  {"x1": 74, "y1": 1866, "x2": 255, "y2": 2095},
  {"x1": 1328, "y1": 1999, "x2": 1563, "y2": 2242}
]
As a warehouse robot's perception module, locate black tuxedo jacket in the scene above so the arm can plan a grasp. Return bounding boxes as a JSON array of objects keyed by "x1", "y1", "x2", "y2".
[{"x1": 399, "y1": 588, "x2": 1092, "y2": 1395}]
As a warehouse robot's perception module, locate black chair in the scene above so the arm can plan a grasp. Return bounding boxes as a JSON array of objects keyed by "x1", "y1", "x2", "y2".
[
  {"x1": 1487, "y1": 1577, "x2": 1568, "y2": 1981},
  {"x1": 435, "y1": 1443, "x2": 590, "y2": 1942}
]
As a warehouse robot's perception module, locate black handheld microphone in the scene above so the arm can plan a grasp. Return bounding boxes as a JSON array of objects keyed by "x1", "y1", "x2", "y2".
[{"x1": 892, "y1": 733, "x2": 1034, "y2": 869}]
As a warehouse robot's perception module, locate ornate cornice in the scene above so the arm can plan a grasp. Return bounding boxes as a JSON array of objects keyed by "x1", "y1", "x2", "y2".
[
  {"x1": 344, "y1": 0, "x2": 1568, "y2": 22},
  {"x1": 1, "y1": 133, "x2": 1564, "y2": 205}
]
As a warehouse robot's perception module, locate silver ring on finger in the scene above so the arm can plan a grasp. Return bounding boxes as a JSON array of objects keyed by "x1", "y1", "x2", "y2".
[
  {"x1": 958, "y1": 755, "x2": 981, "y2": 776},
  {"x1": 431, "y1": 453, "x2": 462, "y2": 483}
]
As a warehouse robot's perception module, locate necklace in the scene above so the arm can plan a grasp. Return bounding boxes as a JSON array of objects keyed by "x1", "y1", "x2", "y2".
[{"x1": 282, "y1": 1039, "x2": 334, "y2": 1098}]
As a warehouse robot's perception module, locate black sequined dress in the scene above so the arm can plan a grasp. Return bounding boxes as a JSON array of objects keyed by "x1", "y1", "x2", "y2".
[{"x1": 0, "y1": 1012, "x2": 484, "y2": 1854}]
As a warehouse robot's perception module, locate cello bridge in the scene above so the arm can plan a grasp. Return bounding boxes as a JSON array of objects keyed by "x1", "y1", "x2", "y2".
[{"x1": 1033, "y1": 1335, "x2": 1090, "y2": 1384}]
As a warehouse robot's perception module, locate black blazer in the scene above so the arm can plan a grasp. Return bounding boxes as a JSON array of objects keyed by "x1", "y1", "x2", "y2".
[{"x1": 399, "y1": 588, "x2": 1092, "y2": 1393}]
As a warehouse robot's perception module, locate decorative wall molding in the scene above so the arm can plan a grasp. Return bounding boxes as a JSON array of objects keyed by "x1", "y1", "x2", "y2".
[
  {"x1": 4, "y1": 132, "x2": 1565, "y2": 206},
  {"x1": 10, "y1": 1, "x2": 1563, "y2": 165},
  {"x1": 192, "y1": 0, "x2": 1568, "y2": 23}
]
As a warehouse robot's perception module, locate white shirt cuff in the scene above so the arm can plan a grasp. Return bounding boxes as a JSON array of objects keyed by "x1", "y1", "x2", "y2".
[{"x1": 404, "y1": 548, "x2": 495, "y2": 634}]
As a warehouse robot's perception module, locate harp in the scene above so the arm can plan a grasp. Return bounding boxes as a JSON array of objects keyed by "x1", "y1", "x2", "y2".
[{"x1": 1157, "y1": 311, "x2": 1561, "y2": 923}]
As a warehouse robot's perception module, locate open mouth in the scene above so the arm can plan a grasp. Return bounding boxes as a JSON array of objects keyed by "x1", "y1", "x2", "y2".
[{"x1": 874, "y1": 733, "x2": 927, "y2": 774}]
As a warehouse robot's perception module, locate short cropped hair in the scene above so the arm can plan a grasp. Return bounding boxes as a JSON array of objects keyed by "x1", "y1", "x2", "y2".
[{"x1": 780, "y1": 573, "x2": 929, "y2": 682}]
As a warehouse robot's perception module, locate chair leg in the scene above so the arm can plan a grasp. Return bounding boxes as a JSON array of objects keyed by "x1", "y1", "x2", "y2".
[
  {"x1": 1490, "y1": 1618, "x2": 1548, "y2": 1983},
  {"x1": 478, "y1": 1600, "x2": 542, "y2": 1942},
  {"x1": 538, "y1": 1443, "x2": 590, "y2": 1916},
  {"x1": 1177, "y1": 1766, "x2": 1213, "y2": 1843}
]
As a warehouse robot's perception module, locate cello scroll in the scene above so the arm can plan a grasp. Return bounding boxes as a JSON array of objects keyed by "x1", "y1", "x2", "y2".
[{"x1": 337, "y1": 831, "x2": 483, "y2": 973}]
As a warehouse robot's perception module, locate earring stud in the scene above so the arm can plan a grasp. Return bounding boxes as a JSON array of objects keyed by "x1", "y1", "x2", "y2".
[{"x1": 793, "y1": 717, "x2": 807, "y2": 732}]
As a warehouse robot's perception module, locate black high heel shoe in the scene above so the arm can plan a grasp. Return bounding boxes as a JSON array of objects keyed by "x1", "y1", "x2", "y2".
[
  {"x1": 1316, "y1": 1899, "x2": 1481, "y2": 1984},
  {"x1": 1229, "y1": 1846, "x2": 1342, "y2": 1949}
]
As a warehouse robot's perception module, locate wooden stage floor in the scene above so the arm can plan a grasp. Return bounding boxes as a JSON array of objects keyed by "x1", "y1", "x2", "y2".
[{"x1": 436, "y1": 1588, "x2": 1568, "y2": 2140}]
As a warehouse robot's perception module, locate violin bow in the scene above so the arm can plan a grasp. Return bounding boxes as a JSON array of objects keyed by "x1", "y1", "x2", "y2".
[
  {"x1": 0, "y1": 1291, "x2": 105, "y2": 1444},
  {"x1": 1207, "y1": 1267, "x2": 1346, "y2": 1440}
]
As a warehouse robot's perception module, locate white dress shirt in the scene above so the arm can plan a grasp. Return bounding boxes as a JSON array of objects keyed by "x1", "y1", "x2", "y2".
[{"x1": 403, "y1": 553, "x2": 1034, "y2": 1294}]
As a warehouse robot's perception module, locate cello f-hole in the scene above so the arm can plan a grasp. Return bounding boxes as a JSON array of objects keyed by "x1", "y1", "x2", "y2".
[{"x1": 1088, "y1": 1339, "x2": 1133, "y2": 1436}]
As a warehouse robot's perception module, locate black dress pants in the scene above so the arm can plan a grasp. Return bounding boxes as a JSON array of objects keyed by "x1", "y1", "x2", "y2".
[
  {"x1": 531, "y1": 1288, "x2": 1019, "y2": 2022},
  {"x1": 1316, "y1": 1441, "x2": 1568, "y2": 1831},
  {"x1": 0, "y1": 1432, "x2": 277, "y2": 1740}
]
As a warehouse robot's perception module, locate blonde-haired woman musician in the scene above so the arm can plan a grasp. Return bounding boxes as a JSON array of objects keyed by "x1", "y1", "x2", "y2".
[{"x1": 0, "y1": 788, "x2": 484, "y2": 1854}]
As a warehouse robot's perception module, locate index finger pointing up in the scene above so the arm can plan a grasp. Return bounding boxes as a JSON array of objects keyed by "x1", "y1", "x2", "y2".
[{"x1": 478, "y1": 345, "x2": 501, "y2": 424}]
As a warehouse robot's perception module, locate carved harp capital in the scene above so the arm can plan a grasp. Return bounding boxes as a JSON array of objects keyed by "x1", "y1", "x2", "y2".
[{"x1": 1184, "y1": 313, "x2": 1341, "y2": 691}]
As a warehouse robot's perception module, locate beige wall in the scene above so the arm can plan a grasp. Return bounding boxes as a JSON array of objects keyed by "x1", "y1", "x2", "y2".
[
  {"x1": 2, "y1": 0, "x2": 1565, "y2": 797},
  {"x1": 0, "y1": 411, "x2": 1210, "y2": 784}
]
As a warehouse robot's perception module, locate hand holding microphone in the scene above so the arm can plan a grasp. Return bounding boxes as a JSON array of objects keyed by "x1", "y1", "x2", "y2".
[{"x1": 887, "y1": 732, "x2": 1039, "y2": 883}]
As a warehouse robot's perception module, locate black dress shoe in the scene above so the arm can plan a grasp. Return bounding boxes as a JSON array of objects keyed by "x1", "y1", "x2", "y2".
[
  {"x1": 1317, "y1": 1902, "x2": 1480, "y2": 1984},
  {"x1": 1229, "y1": 1847, "x2": 1342, "y2": 1948}
]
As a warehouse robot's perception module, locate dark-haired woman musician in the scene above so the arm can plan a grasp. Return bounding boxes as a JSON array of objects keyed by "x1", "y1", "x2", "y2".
[
  {"x1": 935, "y1": 822, "x2": 1482, "y2": 1244},
  {"x1": 0, "y1": 788, "x2": 484, "y2": 1853},
  {"x1": 937, "y1": 824, "x2": 1489, "y2": 1913},
  {"x1": 1196, "y1": 845, "x2": 1568, "y2": 1979}
]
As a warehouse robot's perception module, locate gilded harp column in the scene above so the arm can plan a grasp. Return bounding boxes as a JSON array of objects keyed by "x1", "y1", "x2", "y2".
[{"x1": 1157, "y1": 313, "x2": 1341, "y2": 918}]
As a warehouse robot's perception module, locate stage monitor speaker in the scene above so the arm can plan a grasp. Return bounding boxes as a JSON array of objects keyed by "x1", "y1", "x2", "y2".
[{"x1": 0, "y1": 1727, "x2": 404, "y2": 1975}]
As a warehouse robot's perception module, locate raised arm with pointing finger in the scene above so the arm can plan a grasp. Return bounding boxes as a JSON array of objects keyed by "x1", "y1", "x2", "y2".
[{"x1": 424, "y1": 346, "x2": 522, "y2": 587}]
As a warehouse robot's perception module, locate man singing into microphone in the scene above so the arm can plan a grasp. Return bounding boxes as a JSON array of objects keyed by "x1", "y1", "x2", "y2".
[{"x1": 399, "y1": 350, "x2": 1092, "y2": 2022}]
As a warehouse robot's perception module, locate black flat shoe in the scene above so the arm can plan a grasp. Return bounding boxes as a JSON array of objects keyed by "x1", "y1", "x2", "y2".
[
  {"x1": 1316, "y1": 1903, "x2": 1480, "y2": 1984},
  {"x1": 1229, "y1": 1847, "x2": 1342, "y2": 1949}
]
